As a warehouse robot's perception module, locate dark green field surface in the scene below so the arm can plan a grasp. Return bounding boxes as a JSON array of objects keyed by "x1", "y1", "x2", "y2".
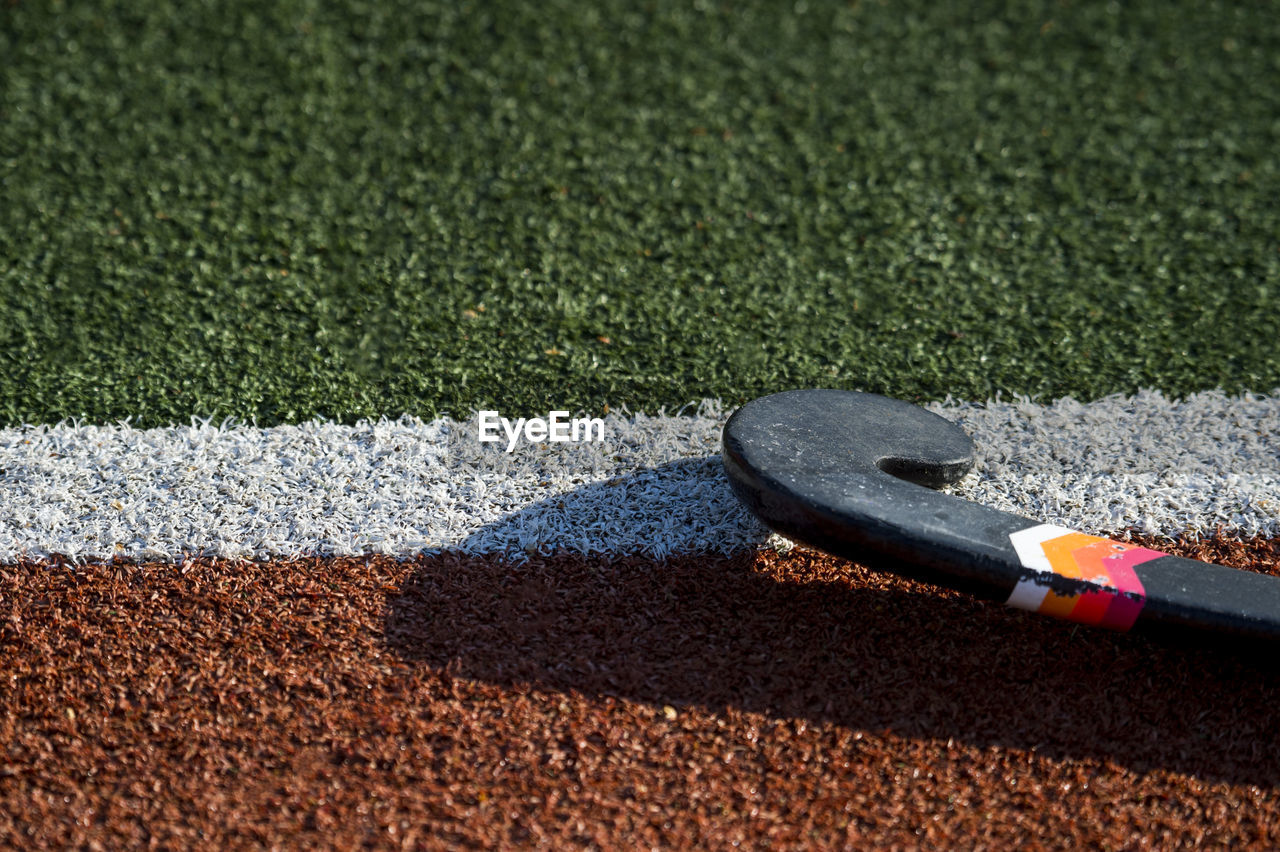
[{"x1": 2, "y1": 1, "x2": 1277, "y2": 426}]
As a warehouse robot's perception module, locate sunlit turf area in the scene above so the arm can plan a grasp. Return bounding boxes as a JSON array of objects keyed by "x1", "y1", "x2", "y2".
[{"x1": 3, "y1": 0, "x2": 1278, "y2": 427}]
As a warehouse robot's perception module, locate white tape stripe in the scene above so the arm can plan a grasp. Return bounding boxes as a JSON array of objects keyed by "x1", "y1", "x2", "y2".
[
  {"x1": 1008, "y1": 524, "x2": 1078, "y2": 576},
  {"x1": 1006, "y1": 579, "x2": 1052, "y2": 612}
]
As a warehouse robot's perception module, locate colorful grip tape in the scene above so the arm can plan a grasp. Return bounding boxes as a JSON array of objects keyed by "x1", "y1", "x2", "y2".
[{"x1": 1006, "y1": 524, "x2": 1163, "y2": 631}]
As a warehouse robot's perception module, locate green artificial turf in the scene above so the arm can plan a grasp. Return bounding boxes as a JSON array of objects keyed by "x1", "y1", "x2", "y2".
[{"x1": 1, "y1": 0, "x2": 1278, "y2": 426}]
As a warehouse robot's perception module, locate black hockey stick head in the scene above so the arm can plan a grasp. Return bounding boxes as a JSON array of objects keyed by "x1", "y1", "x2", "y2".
[
  {"x1": 722, "y1": 388, "x2": 974, "y2": 492},
  {"x1": 720, "y1": 389, "x2": 1004, "y2": 594}
]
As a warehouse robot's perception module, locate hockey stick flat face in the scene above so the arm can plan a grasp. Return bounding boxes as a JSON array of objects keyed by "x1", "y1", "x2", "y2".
[{"x1": 722, "y1": 389, "x2": 1280, "y2": 643}]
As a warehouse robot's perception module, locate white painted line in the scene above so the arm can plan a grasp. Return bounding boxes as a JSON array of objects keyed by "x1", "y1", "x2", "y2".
[
  {"x1": 931, "y1": 389, "x2": 1280, "y2": 540},
  {"x1": 0, "y1": 389, "x2": 1276, "y2": 562}
]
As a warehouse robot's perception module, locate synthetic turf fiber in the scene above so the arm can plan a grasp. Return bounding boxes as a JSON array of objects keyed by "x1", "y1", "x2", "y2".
[{"x1": 3, "y1": 1, "x2": 1278, "y2": 426}]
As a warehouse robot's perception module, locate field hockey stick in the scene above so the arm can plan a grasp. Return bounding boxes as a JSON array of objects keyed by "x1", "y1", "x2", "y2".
[{"x1": 722, "y1": 389, "x2": 1280, "y2": 643}]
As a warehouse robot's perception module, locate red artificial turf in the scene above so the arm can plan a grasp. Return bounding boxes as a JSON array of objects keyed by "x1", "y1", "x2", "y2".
[{"x1": 2, "y1": 536, "x2": 1279, "y2": 848}]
